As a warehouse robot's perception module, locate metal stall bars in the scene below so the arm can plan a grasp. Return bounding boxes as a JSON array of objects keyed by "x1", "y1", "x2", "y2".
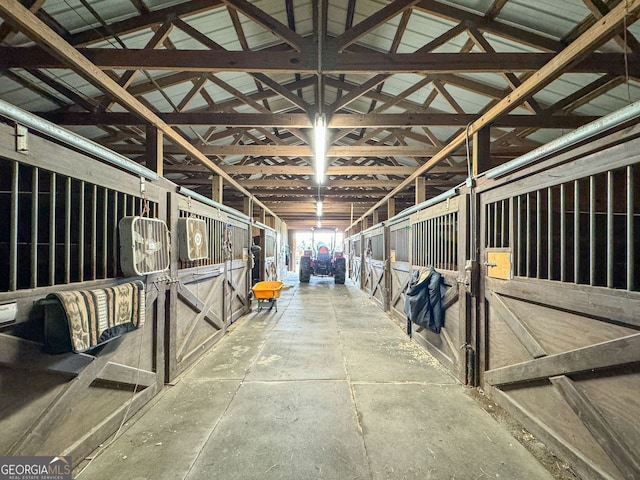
[
  {"x1": 478, "y1": 108, "x2": 640, "y2": 480},
  {"x1": 347, "y1": 233, "x2": 363, "y2": 287},
  {"x1": 405, "y1": 189, "x2": 472, "y2": 384},
  {"x1": 166, "y1": 188, "x2": 251, "y2": 383},
  {"x1": 361, "y1": 224, "x2": 387, "y2": 311},
  {"x1": 0, "y1": 112, "x2": 166, "y2": 467}
]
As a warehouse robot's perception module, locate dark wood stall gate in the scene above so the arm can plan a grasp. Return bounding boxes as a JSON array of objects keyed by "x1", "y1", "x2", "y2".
[
  {"x1": 362, "y1": 225, "x2": 387, "y2": 311},
  {"x1": 165, "y1": 192, "x2": 251, "y2": 383},
  {"x1": 388, "y1": 192, "x2": 472, "y2": 384},
  {"x1": 477, "y1": 123, "x2": 640, "y2": 480},
  {"x1": 0, "y1": 122, "x2": 166, "y2": 464},
  {"x1": 348, "y1": 234, "x2": 362, "y2": 287}
]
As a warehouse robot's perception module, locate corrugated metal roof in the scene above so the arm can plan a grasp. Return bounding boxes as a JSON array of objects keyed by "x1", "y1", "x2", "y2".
[{"x1": 1, "y1": 0, "x2": 639, "y2": 227}]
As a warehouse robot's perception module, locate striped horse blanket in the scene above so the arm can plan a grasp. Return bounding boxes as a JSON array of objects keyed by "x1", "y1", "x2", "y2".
[{"x1": 44, "y1": 281, "x2": 146, "y2": 354}]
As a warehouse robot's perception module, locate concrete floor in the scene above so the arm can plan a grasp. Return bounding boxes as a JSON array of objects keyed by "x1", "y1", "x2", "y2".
[{"x1": 76, "y1": 275, "x2": 556, "y2": 480}]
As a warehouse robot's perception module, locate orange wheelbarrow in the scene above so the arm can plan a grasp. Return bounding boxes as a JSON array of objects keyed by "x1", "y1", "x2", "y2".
[{"x1": 252, "y1": 281, "x2": 284, "y2": 312}]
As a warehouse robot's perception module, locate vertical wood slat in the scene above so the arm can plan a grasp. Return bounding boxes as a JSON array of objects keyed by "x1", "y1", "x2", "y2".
[
  {"x1": 574, "y1": 180, "x2": 580, "y2": 285},
  {"x1": 91, "y1": 184, "x2": 97, "y2": 280},
  {"x1": 49, "y1": 172, "x2": 56, "y2": 286},
  {"x1": 589, "y1": 176, "x2": 595, "y2": 286},
  {"x1": 536, "y1": 190, "x2": 541, "y2": 279},
  {"x1": 560, "y1": 183, "x2": 566, "y2": 282},
  {"x1": 607, "y1": 171, "x2": 614, "y2": 288},
  {"x1": 78, "y1": 180, "x2": 85, "y2": 282},
  {"x1": 547, "y1": 187, "x2": 552, "y2": 280},
  {"x1": 31, "y1": 167, "x2": 38, "y2": 288},
  {"x1": 9, "y1": 161, "x2": 18, "y2": 291},
  {"x1": 627, "y1": 166, "x2": 635, "y2": 291},
  {"x1": 65, "y1": 177, "x2": 71, "y2": 284}
]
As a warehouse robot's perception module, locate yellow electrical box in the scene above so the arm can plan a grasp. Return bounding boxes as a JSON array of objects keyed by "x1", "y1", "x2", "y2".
[{"x1": 486, "y1": 250, "x2": 512, "y2": 280}]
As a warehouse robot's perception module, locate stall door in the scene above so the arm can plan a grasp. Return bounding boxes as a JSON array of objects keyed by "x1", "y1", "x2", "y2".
[
  {"x1": 362, "y1": 226, "x2": 386, "y2": 310},
  {"x1": 389, "y1": 219, "x2": 412, "y2": 323},
  {"x1": 404, "y1": 194, "x2": 471, "y2": 384},
  {"x1": 349, "y1": 236, "x2": 362, "y2": 287},
  {"x1": 479, "y1": 132, "x2": 640, "y2": 480}
]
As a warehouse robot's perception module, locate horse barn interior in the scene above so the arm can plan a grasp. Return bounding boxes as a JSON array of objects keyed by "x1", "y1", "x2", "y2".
[{"x1": 1, "y1": 0, "x2": 640, "y2": 478}]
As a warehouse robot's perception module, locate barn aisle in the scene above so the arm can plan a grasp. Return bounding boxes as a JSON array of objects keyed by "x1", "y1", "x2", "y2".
[{"x1": 75, "y1": 274, "x2": 555, "y2": 480}]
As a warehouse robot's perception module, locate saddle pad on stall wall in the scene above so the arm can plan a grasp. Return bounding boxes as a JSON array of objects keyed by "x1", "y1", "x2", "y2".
[{"x1": 44, "y1": 280, "x2": 146, "y2": 354}]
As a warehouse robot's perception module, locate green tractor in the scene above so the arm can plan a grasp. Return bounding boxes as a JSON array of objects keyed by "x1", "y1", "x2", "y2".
[{"x1": 299, "y1": 230, "x2": 346, "y2": 284}]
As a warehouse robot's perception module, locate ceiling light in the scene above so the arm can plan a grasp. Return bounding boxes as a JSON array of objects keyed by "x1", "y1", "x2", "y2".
[
  {"x1": 314, "y1": 114, "x2": 326, "y2": 184},
  {"x1": 317, "y1": 219, "x2": 322, "y2": 228},
  {"x1": 316, "y1": 200, "x2": 323, "y2": 217}
]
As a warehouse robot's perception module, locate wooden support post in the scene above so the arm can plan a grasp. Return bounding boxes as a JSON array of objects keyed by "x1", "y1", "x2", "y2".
[
  {"x1": 472, "y1": 127, "x2": 491, "y2": 177},
  {"x1": 243, "y1": 196, "x2": 251, "y2": 218},
  {"x1": 211, "y1": 175, "x2": 223, "y2": 204},
  {"x1": 260, "y1": 208, "x2": 266, "y2": 225},
  {"x1": 373, "y1": 209, "x2": 379, "y2": 225},
  {"x1": 146, "y1": 125, "x2": 163, "y2": 176},
  {"x1": 362, "y1": 217, "x2": 369, "y2": 230},
  {"x1": 388, "y1": 197, "x2": 395, "y2": 218},
  {"x1": 415, "y1": 176, "x2": 426, "y2": 204}
]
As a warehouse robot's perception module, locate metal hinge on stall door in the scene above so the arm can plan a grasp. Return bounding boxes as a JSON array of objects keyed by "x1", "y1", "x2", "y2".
[{"x1": 15, "y1": 124, "x2": 28, "y2": 153}]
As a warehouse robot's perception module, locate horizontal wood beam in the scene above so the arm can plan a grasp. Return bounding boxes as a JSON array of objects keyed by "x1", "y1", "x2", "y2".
[
  {"x1": 196, "y1": 144, "x2": 442, "y2": 156},
  {"x1": 175, "y1": 178, "x2": 424, "y2": 188},
  {"x1": 164, "y1": 164, "x2": 466, "y2": 175},
  {"x1": 37, "y1": 111, "x2": 601, "y2": 129},
  {"x1": 1, "y1": 48, "x2": 637, "y2": 75},
  {"x1": 225, "y1": 188, "x2": 413, "y2": 197},
  {"x1": 66, "y1": 0, "x2": 223, "y2": 47},
  {"x1": 349, "y1": 0, "x2": 640, "y2": 230},
  {"x1": 0, "y1": 0, "x2": 278, "y2": 220},
  {"x1": 223, "y1": 165, "x2": 422, "y2": 175}
]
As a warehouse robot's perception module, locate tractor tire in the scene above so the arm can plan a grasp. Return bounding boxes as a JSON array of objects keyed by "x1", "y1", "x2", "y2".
[
  {"x1": 334, "y1": 257, "x2": 346, "y2": 284},
  {"x1": 299, "y1": 256, "x2": 311, "y2": 283}
]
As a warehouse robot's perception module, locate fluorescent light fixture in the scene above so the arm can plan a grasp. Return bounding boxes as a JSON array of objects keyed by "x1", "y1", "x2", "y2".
[
  {"x1": 314, "y1": 114, "x2": 326, "y2": 184},
  {"x1": 316, "y1": 200, "x2": 323, "y2": 217},
  {"x1": 317, "y1": 220, "x2": 322, "y2": 228}
]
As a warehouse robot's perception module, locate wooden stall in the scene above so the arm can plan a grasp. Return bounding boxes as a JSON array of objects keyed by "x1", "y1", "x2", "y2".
[
  {"x1": 388, "y1": 216, "x2": 412, "y2": 321},
  {"x1": 0, "y1": 121, "x2": 166, "y2": 465},
  {"x1": 387, "y1": 191, "x2": 473, "y2": 384},
  {"x1": 477, "y1": 123, "x2": 640, "y2": 480},
  {"x1": 362, "y1": 225, "x2": 387, "y2": 311},
  {"x1": 0, "y1": 114, "x2": 260, "y2": 465},
  {"x1": 165, "y1": 191, "x2": 251, "y2": 383},
  {"x1": 347, "y1": 233, "x2": 362, "y2": 287}
]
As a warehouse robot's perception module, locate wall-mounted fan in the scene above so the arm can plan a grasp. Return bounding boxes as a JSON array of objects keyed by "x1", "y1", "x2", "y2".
[
  {"x1": 178, "y1": 217, "x2": 209, "y2": 261},
  {"x1": 119, "y1": 216, "x2": 170, "y2": 276}
]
